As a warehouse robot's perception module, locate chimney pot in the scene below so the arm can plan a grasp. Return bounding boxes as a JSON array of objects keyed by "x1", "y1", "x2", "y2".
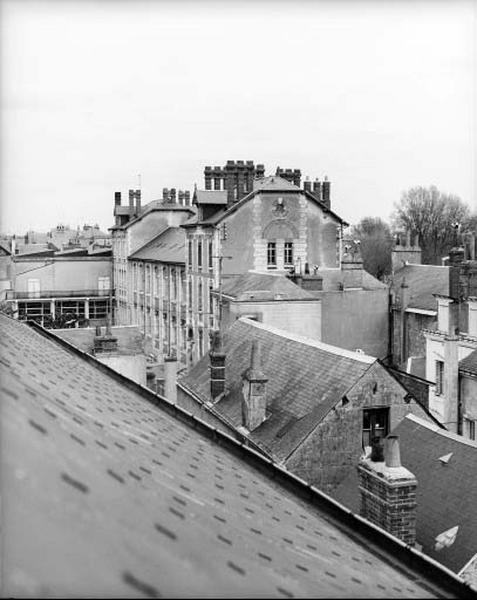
[
  {"x1": 370, "y1": 436, "x2": 384, "y2": 462},
  {"x1": 164, "y1": 356, "x2": 178, "y2": 403},
  {"x1": 385, "y1": 435, "x2": 401, "y2": 468}
]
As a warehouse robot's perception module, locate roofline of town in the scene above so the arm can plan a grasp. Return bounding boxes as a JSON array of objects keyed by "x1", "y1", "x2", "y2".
[{"x1": 23, "y1": 318, "x2": 477, "y2": 599}]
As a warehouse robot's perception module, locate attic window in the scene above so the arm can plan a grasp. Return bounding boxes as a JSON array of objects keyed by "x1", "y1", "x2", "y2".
[
  {"x1": 342, "y1": 396, "x2": 349, "y2": 406},
  {"x1": 372, "y1": 382, "x2": 378, "y2": 394}
]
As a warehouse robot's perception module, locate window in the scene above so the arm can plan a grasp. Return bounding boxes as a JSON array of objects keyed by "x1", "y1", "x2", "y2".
[
  {"x1": 98, "y1": 276, "x2": 110, "y2": 294},
  {"x1": 27, "y1": 278, "x2": 40, "y2": 298},
  {"x1": 197, "y1": 240, "x2": 203, "y2": 270},
  {"x1": 198, "y1": 279, "x2": 203, "y2": 312},
  {"x1": 465, "y1": 418, "x2": 476, "y2": 441},
  {"x1": 284, "y1": 242, "x2": 293, "y2": 266},
  {"x1": 435, "y1": 360, "x2": 444, "y2": 395},
  {"x1": 208, "y1": 240, "x2": 213, "y2": 270},
  {"x1": 188, "y1": 239, "x2": 193, "y2": 268},
  {"x1": 267, "y1": 242, "x2": 277, "y2": 268},
  {"x1": 362, "y1": 408, "x2": 389, "y2": 449}
]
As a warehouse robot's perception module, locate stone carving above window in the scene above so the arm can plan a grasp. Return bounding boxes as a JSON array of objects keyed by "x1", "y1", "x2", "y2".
[{"x1": 262, "y1": 219, "x2": 298, "y2": 240}]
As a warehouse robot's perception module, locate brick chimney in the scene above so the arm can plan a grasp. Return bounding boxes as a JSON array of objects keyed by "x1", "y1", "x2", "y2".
[
  {"x1": 135, "y1": 189, "x2": 141, "y2": 214},
  {"x1": 241, "y1": 340, "x2": 268, "y2": 431},
  {"x1": 391, "y1": 231, "x2": 422, "y2": 273},
  {"x1": 321, "y1": 176, "x2": 331, "y2": 209},
  {"x1": 209, "y1": 329, "x2": 226, "y2": 400},
  {"x1": 93, "y1": 316, "x2": 118, "y2": 354},
  {"x1": 358, "y1": 435, "x2": 417, "y2": 546}
]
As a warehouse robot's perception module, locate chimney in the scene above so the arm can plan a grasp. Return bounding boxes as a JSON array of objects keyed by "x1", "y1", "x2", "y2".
[
  {"x1": 128, "y1": 189, "x2": 135, "y2": 215},
  {"x1": 184, "y1": 190, "x2": 191, "y2": 206},
  {"x1": 178, "y1": 190, "x2": 184, "y2": 206},
  {"x1": 93, "y1": 315, "x2": 118, "y2": 354},
  {"x1": 135, "y1": 189, "x2": 141, "y2": 214},
  {"x1": 163, "y1": 188, "x2": 169, "y2": 202},
  {"x1": 358, "y1": 435, "x2": 417, "y2": 546},
  {"x1": 241, "y1": 340, "x2": 268, "y2": 431},
  {"x1": 225, "y1": 160, "x2": 236, "y2": 206},
  {"x1": 114, "y1": 191, "x2": 121, "y2": 207},
  {"x1": 321, "y1": 176, "x2": 331, "y2": 209},
  {"x1": 399, "y1": 277, "x2": 409, "y2": 366},
  {"x1": 312, "y1": 178, "x2": 321, "y2": 201},
  {"x1": 164, "y1": 356, "x2": 178, "y2": 403},
  {"x1": 255, "y1": 164, "x2": 265, "y2": 179},
  {"x1": 209, "y1": 329, "x2": 226, "y2": 400},
  {"x1": 204, "y1": 166, "x2": 212, "y2": 190},
  {"x1": 303, "y1": 177, "x2": 312, "y2": 193},
  {"x1": 170, "y1": 188, "x2": 177, "y2": 204},
  {"x1": 391, "y1": 230, "x2": 422, "y2": 273}
]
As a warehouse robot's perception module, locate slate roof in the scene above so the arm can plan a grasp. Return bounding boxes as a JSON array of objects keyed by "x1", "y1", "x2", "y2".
[
  {"x1": 314, "y1": 268, "x2": 387, "y2": 292},
  {"x1": 53, "y1": 326, "x2": 144, "y2": 355},
  {"x1": 460, "y1": 349, "x2": 477, "y2": 376},
  {"x1": 220, "y1": 271, "x2": 315, "y2": 301},
  {"x1": 2, "y1": 316, "x2": 471, "y2": 598},
  {"x1": 393, "y1": 264, "x2": 449, "y2": 311},
  {"x1": 182, "y1": 176, "x2": 347, "y2": 228},
  {"x1": 128, "y1": 227, "x2": 185, "y2": 263},
  {"x1": 333, "y1": 414, "x2": 477, "y2": 580},
  {"x1": 180, "y1": 318, "x2": 376, "y2": 461}
]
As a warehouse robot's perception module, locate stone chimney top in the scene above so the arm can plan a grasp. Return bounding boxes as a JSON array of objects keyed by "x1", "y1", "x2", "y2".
[
  {"x1": 93, "y1": 315, "x2": 118, "y2": 354},
  {"x1": 241, "y1": 341, "x2": 268, "y2": 431}
]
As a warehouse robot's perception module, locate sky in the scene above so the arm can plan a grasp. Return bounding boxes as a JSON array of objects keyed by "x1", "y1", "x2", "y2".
[{"x1": 1, "y1": 0, "x2": 476, "y2": 235}]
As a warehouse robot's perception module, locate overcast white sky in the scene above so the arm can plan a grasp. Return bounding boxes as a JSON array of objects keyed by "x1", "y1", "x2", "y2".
[{"x1": 1, "y1": 0, "x2": 476, "y2": 234}]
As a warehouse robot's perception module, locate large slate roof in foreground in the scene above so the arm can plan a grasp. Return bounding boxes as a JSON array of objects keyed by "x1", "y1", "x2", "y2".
[{"x1": 0, "y1": 314, "x2": 473, "y2": 598}]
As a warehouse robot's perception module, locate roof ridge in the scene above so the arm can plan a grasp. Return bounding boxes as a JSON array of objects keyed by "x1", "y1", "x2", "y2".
[
  {"x1": 237, "y1": 317, "x2": 376, "y2": 364},
  {"x1": 404, "y1": 414, "x2": 477, "y2": 448}
]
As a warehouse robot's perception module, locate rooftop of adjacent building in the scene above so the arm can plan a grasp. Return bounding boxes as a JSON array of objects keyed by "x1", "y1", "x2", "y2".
[
  {"x1": 128, "y1": 226, "x2": 185, "y2": 264},
  {"x1": 181, "y1": 318, "x2": 429, "y2": 463},
  {"x1": 184, "y1": 174, "x2": 348, "y2": 228},
  {"x1": 392, "y1": 263, "x2": 450, "y2": 311},
  {"x1": 333, "y1": 413, "x2": 477, "y2": 583},
  {"x1": 53, "y1": 325, "x2": 145, "y2": 356},
  {"x1": 1, "y1": 313, "x2": 474, "y2": 598},
  {"x1": 459, "y1": 348, "x2": 477, "y2": 376},
  {"x1": 219, "y1": 271, "x2": 316, "y2": 302}
]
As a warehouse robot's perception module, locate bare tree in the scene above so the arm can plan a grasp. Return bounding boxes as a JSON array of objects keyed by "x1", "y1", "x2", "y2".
[
  {"x1": 392, "y1": 186, "x2": 471, "y2": 264},
  {"x1": 350, "y1": 217, "x2": 393, "y2": 280}
]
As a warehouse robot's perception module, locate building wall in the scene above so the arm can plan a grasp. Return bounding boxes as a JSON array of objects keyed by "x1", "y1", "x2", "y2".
[
  {"x1": 320, "y1": 288, "x2": 389, "y2": 358},
  {"x1": 223, "y1": 299, "x2": 322, "y2": 341},
  {"x1": 392, "y1": 310, "x2": 437, "y2": 369},
  {"x1": 425, "y1": 334, "x2": 476, "y2": 427},
  {"x1": 461, "y1": 374, "x2": 477, "y2": 439},
  {"x1": 285, "y1": 362, "x2": 432, "y2": 494},
  {"x1": 13, "y1": 257, "x2": 111, "y2": 293},
  {"x1": 96, "y1": 354, "x2": 146, "y2": 386}
]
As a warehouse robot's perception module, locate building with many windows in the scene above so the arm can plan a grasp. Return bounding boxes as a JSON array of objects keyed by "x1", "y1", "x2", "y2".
[
  {"x1": 182, "y1": 161, "x2": 345, "y2": 364},
  {"x1": 5, "y1": 246, "x2": 112, "y2": 327}
]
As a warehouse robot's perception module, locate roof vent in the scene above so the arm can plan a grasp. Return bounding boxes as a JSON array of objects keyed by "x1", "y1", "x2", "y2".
[
  {"x1": 438, "y1": 452, "x2": 453, "y2": 464},
  {"x1": 434, "y1": 525, "x2": 459, "y2": 551}
]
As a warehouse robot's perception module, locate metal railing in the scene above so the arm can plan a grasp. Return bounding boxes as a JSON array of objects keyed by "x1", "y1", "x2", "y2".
[{"x1": 6, "y1": 289, "x2": 112, "y2": 300}]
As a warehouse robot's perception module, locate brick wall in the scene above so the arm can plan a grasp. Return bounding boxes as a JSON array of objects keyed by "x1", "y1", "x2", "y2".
[{"x1": 358, "y1": 460, "x2": 417, "y2": 545}]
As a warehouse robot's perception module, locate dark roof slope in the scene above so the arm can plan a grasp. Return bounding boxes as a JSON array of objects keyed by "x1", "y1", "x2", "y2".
[
  {"x1": 393, "y1": 264, "x2": 449, "y2": 310},
  {"x1": 221, "y1": 271, "x2": 315, "y2": 301},
  {"x1": 3, "y1": 316, "x2": 472, "y2": 597},
  {"x1": 129, "y1": 227, "x2": 185, "y2": 263},
  {"x1": 333, "y1": 414, "x2": 477, "y2": 578},
  {"x1": 180, "y1": 318, "x2": 375, "y2": 461},
  {"x1": 460, "y1": 349, "x2": 477, "y2": 375},
  {"x1": 53, "y1": 326, "x2": 144, "y2": 355}
]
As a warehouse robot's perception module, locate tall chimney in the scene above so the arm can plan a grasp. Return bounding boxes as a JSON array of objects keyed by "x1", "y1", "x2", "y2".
[
  {"x1": 241, "y1": 340, "x2": 268, "y2": 431},
  {"x1": 114, "y1": 191, "x2": 121, "y2": 206},
  {"x1": 163, "y1": 188, "x2": 169, "y2": 202},
  {"x1": 184, "y1": 190, "x2": 191, "y2": 206},
  {"x1": 164, "y1": 356, "x2": 178, "y2": 403},
  {"x1": 135, "y1": 189, "x2": 141, "y2": 214},
  {"x1": 209, "y1": 329, "x2": 226, "y2": 400},
  {"x1": 358, "y1": 434, "x2": 417, "y2": 546},
  {"x1": 303, "y1": 177, "x2": 312, "y2": 193},
  {"x1": 170, "y1": 188, "x2": 177, "y2": 203},
  {"x1": 312, "y1": 178, "x2": 321, "y2": 201},
  {"x1": 128, "y1": 189, "x2": 135, "y2": 215},
  {"x1": 204, "y1": 166, "x2": 212, "y2": 190},
  {"x1": 321, "y1": 176, "x2": 331, "y2": 208}
]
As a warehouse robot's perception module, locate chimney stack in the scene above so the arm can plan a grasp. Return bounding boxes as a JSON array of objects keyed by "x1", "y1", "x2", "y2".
[
  {"x1": 209, "y1": 329, "x2": 226, "y2": 400},
  {"x1": 93, "y1": 315, "x2": 118, "y2": 354},
  {"x1": 163, "y1": 188, "x2": 169, "y2": 203},
  {"x1": 170, "y1": 188, "x2": 176, "y2": 204},
  {"x1": 358, "y1": 434, "x2": 417, "y2": 546},
  {"x1": 164, "y1": 356, "x2": 178, "y2": 404},
  {"x1": 321, "y1": 176, "x2": 331, "y2": 208},
  {"x1": 204, "y1": 166, "x2": 212, "y2": 191},
  {"x1": 184, "y1": 190, "x2": 191, "y2": 206},
  {"x1": 241, "y1": 340, "x2": 268, "y2": 431},
  {"x1": 128, "y1": 189, "x2": 135, "y2": 215},
  {"x1": 303, "y1": 177, "x2": 312, "y2": 193},
  {"x1": 135, "y1": 189, "x2": 141, "y2": 214},
  {"x1": 114, "y1": 191, "x2": 121, "y2": 206}
]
